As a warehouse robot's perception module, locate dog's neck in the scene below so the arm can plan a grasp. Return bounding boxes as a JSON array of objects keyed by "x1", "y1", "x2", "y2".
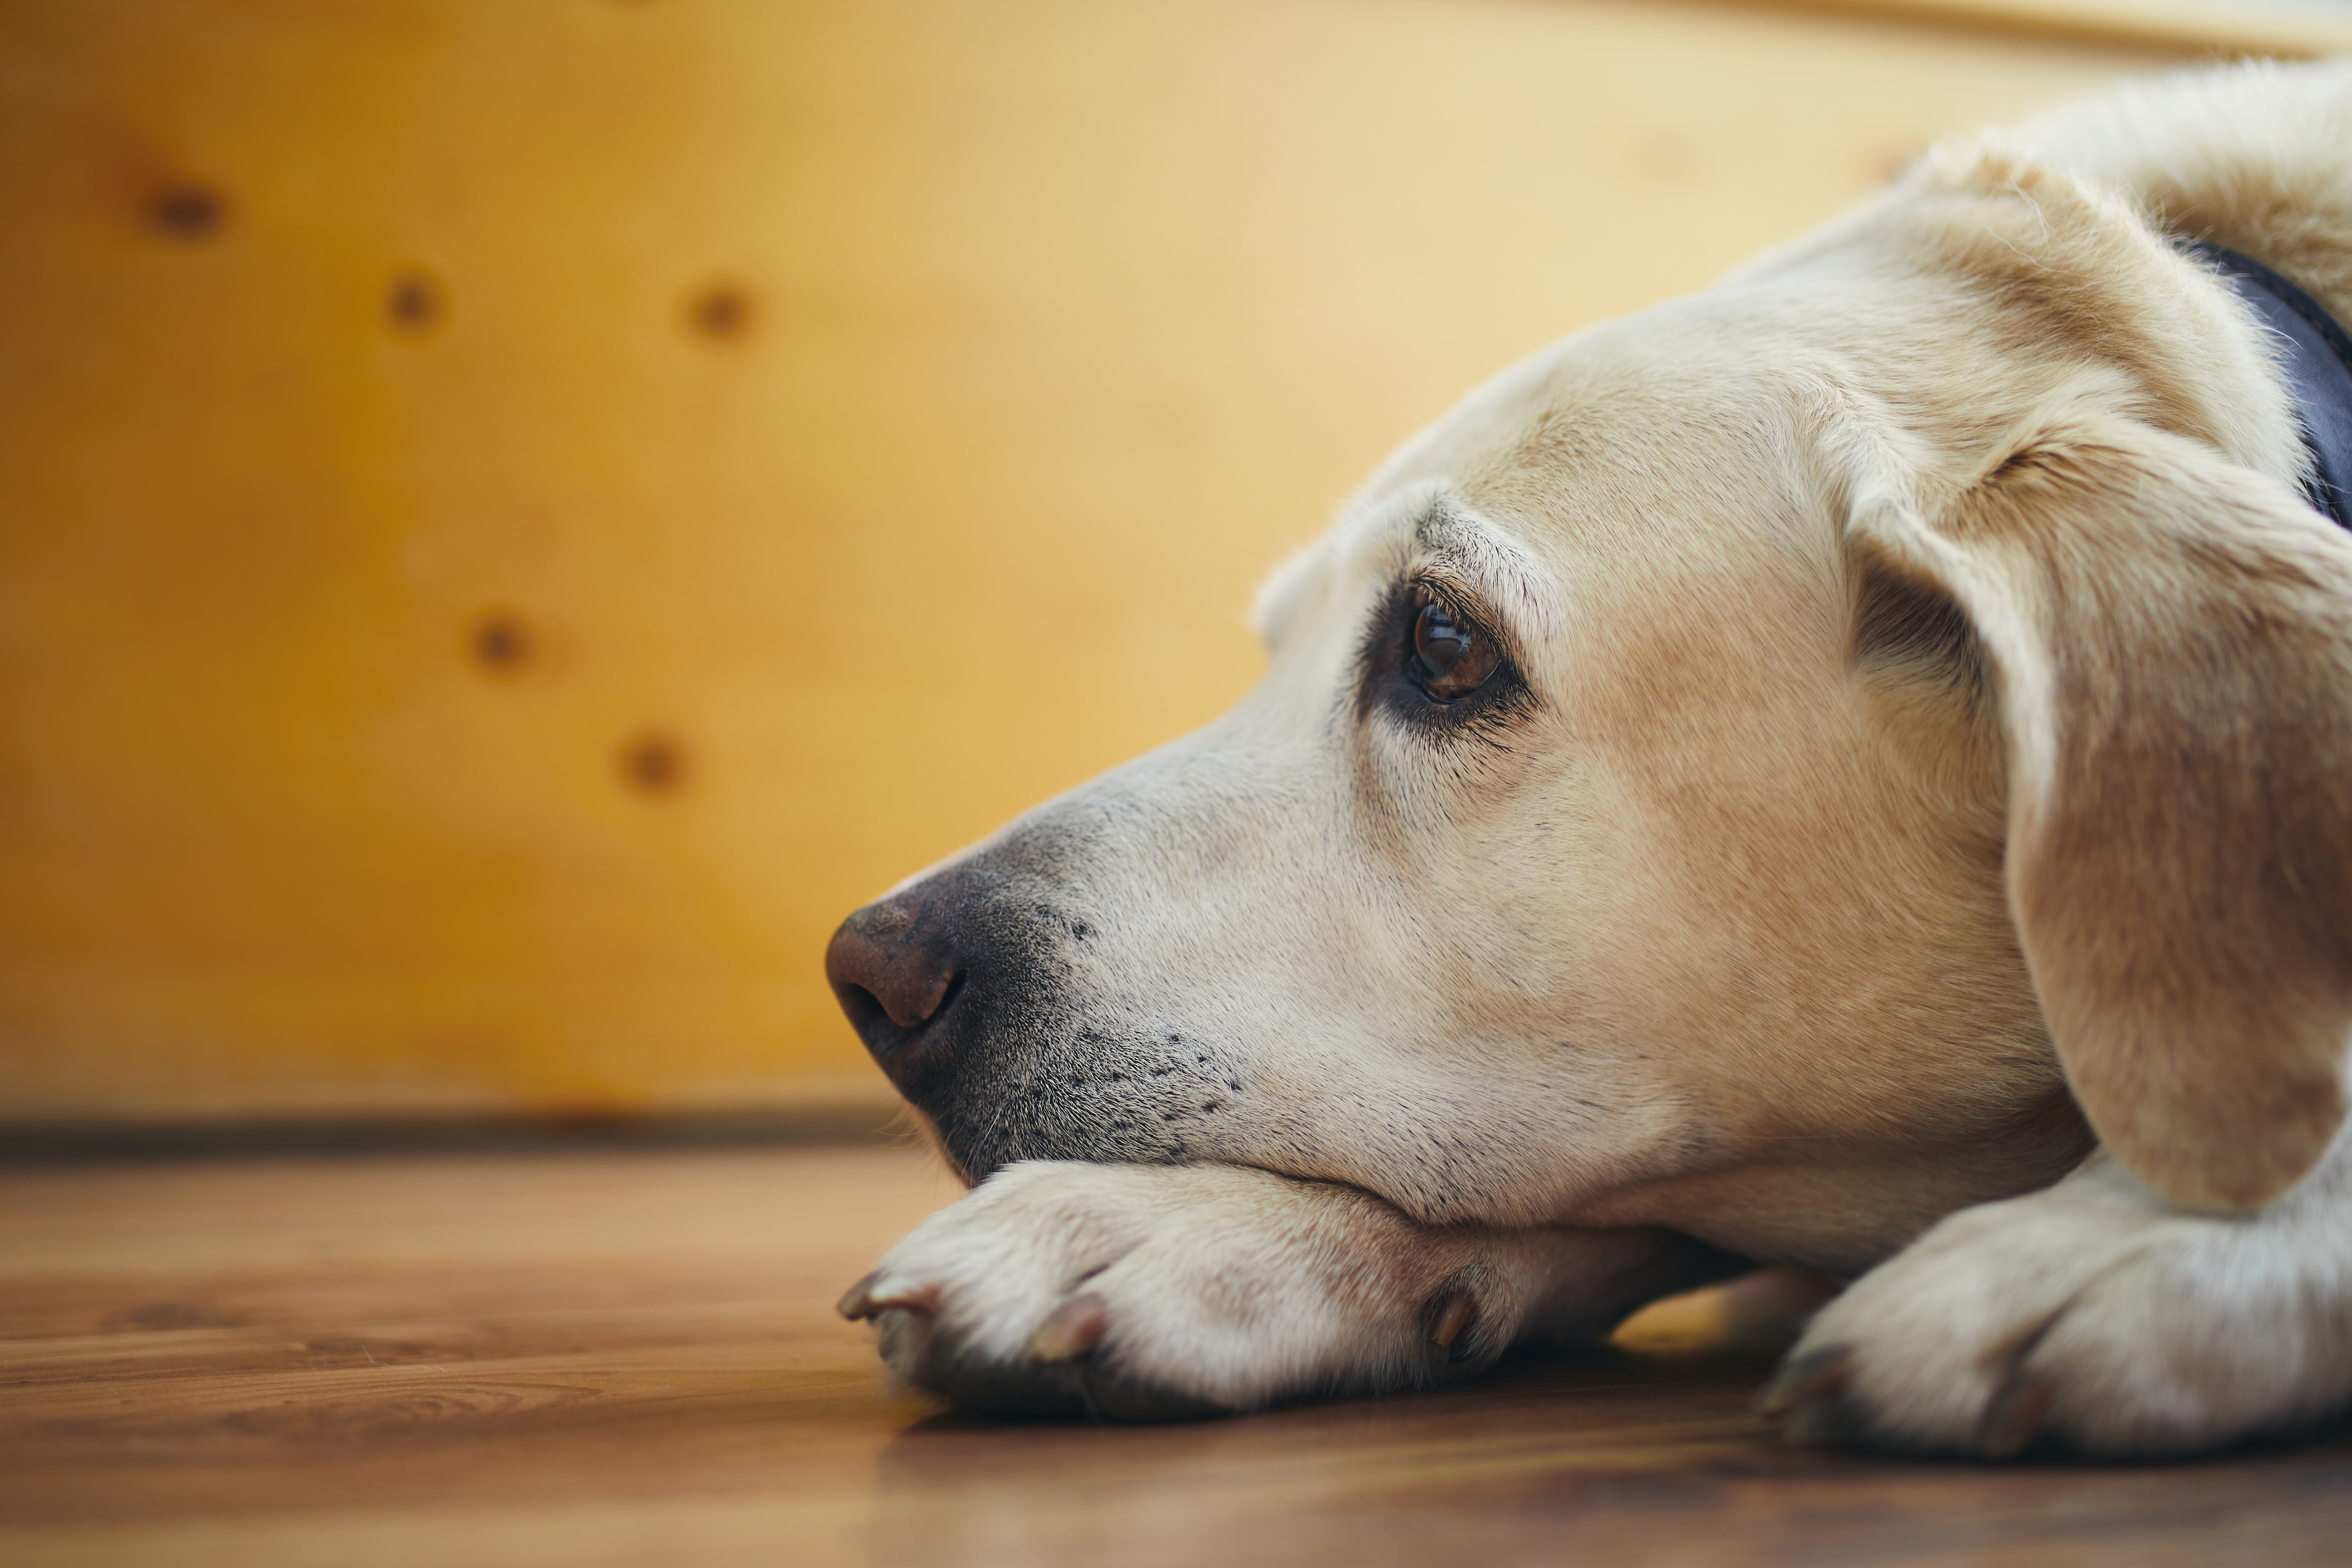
[{"x1": 2192, "y1": 241, "x2": 2352, "y2": 531}]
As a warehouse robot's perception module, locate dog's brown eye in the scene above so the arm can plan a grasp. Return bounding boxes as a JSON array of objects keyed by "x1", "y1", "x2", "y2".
[{"x1": 1409, "y1": 585, "x2": 1501, "y2": 700}]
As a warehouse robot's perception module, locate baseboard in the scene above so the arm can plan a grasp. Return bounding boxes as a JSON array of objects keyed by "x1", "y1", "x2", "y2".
[{"x1": 0, "y1": 1104, "x2": 913, "y2": 1161}]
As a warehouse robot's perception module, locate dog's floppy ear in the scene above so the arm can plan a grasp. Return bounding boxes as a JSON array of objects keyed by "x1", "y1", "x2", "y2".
[{"x1": 1852, "y1": 419, "x2": 2352, "y2": 1211}]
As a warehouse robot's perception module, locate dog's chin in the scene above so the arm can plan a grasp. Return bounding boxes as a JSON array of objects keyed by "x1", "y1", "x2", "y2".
[
  {"x1": 918, "y1": 1085, "x2": 1229, "y2": 1189},
  {"x1": 886, "y1": 1025, "x2": 1257, "y2": 1188}
]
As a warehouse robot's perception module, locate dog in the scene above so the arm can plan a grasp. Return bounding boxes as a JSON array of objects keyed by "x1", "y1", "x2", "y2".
[{"x1": 825, "y1": 60, "x2": 2352, "y2": 1457}]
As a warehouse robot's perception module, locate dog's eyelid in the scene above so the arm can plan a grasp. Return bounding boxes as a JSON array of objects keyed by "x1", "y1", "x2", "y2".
[
  {"x1": 1347, "y1": 569, "x2": 1535, "y2": 737},
  {"x1": 1402, "y1": 503, "x2": 1552, "y2": 662},
  {"x1": 1402, "y1": 569, "x2": 1526, "y2": 675}
]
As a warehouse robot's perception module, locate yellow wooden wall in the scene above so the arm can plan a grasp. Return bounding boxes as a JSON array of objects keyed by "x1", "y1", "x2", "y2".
[{"x1": 0, "y1": 0, "x2": 2314, "y2": 1127}]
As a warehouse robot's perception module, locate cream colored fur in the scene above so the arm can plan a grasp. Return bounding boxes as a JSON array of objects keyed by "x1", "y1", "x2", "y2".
[{"x1": 846, "y1": 61, "x2": 2352, "y2": 1457}]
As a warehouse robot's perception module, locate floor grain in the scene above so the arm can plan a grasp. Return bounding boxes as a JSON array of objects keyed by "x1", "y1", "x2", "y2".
[{"x1": 2, "y1": 1145, "x2": 2347, "y2": 1566}]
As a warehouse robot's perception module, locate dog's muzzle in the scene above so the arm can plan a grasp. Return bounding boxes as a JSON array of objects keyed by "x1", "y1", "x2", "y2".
[
  {"x1": 823, "y1": 858, "x2": 1089, "y2": 1167},
  {"x1": 825, "y1": 848, "x2": 1252, "y2": 1179}
]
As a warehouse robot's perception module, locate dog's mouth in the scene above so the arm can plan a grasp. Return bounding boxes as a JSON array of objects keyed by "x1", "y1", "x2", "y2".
[{"x1": 908, "y1": 1019, "x2": 1257, "y2": 1184}]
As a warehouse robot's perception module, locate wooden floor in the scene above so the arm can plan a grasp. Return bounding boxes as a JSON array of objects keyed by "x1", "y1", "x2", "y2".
[{"x1": 4, "y1": 1145, "x2": 2350, "y2": 1566}]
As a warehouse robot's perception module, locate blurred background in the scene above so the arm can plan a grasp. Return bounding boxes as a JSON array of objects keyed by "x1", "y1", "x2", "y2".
[{"x1": 3, "y1": 0, "x2": 2347, "y2": 1146}]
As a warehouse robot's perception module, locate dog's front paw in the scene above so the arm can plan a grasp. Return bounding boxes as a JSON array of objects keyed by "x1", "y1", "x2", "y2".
[
  {"x1": 1766, "y1": 1156, "x2": 2352, "y2": 1457},
  {"x1": 841, "y1": 1160, "x2": 1695, "y2": 1420}
]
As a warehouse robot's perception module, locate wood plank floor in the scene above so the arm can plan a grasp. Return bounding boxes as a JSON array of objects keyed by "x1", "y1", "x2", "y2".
[{"x1": 3, "y1": 1145, "x2": 2349, "y2": 1566}]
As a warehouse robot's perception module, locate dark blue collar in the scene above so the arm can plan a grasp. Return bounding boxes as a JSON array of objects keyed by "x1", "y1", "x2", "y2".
[{"x1": 2189, "y1": 240, "x2": 2352, "y2": 531}]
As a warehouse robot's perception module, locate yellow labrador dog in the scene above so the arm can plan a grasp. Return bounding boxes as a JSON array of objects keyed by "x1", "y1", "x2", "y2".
[{"x1": 827, "y1": 61, "x2": 2352, "y2": 1457}]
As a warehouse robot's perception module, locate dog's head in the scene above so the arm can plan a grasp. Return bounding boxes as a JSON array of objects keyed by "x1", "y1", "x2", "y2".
[{"x1": 827, "y1": 142, "x2": 2352, "y2": 1271}]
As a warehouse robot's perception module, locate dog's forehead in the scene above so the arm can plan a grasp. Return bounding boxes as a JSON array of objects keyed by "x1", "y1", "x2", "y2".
[
  {"x1": 1283, "y1": 300, "x2": 1820, "y2": 597},
  {"x1": 1397, "y1": 300, "x2": 1826, "y2": 541}
]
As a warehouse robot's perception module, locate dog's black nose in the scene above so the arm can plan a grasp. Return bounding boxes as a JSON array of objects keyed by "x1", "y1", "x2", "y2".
[
  {"x1": 826, "y1": 860, "x2": 1078, "y2": 1160},
  {"x1": 825, "y1": 895, "x2": 968, "y2": 1074}
]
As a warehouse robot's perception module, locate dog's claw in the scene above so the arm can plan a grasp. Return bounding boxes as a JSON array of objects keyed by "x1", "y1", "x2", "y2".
[
  {"x1": 1756, "y1": 1344, "x2": 1853, "y2": 1418},
  {"x1": 838, "y1": 1273, "x2": 941, "y2": 1321},
  {"x1": 1981, "y1": 1370, "x2": 2057, "y2": 1459},
  {"x1": 1428, "y1": 1290, "x2": 1479, "y2": 1349},
  {"x1": 1027, "y1": 1293, "x2": 1110, "y2": 1363}
]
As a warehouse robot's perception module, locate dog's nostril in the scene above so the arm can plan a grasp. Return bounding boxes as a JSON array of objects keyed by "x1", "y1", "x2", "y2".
[
  {"x1": 878, "y1": 964, "x2": 954, "y2": 1030},
  {"x1": 840, "y1": 983, "x2": 891, "y2": 1032},
  {"x1": 842, "y1": 972, "x2": 961, "y2": 1036},
  {"x1": 933, "y1": 969, "x2": 967, "y2": 1021},
  {"x1": 825, "y1": 910, "x2": 965, "y2": 1035}
]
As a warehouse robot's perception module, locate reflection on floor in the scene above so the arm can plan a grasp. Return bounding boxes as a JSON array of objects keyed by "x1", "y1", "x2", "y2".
[{"x1": 2, "y1": 1144, "x2": 2346, "y2": 1566}]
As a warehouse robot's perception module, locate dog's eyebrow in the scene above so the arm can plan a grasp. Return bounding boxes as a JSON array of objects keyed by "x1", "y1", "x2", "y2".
[{"x1": 1408, "y1": 504, "x2": 1550, "y2": 645}]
